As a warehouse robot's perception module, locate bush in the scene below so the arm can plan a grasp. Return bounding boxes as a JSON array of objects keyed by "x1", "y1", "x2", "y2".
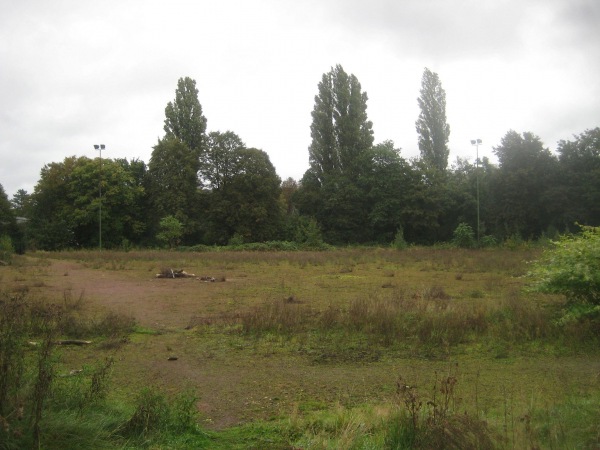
[
  {"x1": 391, "y1": 226, "x2": 408, "y2": 249},
  {"x1": 528, "y1": 226, "x2": 600, "y2": 321},
  {"x1": 452, "y1": 223, "x2": 475, "y2": 249},
  {"x1": 120, "y1": 387, "x2": 199, "y2": 438},
  {"x1": 156, "y1": 215, "x2": 184, "y2": 249},
  {"x1": 0, "y1": 234, "x2": 14, "y2": 263},
  {"x1": 480, "y1": 235, "x2": 498, "y2": 248}
]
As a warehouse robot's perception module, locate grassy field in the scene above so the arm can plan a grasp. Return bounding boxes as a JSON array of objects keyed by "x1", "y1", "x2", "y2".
[{"x1": 1, "y1": 247, "x2": 599, "y2": 449}]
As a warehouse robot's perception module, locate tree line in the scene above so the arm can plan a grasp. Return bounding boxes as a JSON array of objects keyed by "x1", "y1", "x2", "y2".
[{"x1": 1, "y1": 66, "x2": 599, "y2": 251}]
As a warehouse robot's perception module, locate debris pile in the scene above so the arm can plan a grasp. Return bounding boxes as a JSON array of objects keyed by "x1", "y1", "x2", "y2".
[{"x1": 155, "y1": 268, "x2": 195, "y2": 279}]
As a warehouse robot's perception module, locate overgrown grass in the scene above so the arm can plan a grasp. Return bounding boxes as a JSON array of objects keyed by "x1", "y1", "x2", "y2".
[
  {"x1": 199, "y1": 283, "x2": 593, "y2": 360},
  {"x1": 1, "y1": 247, "x2": 599, "y2": 448}
]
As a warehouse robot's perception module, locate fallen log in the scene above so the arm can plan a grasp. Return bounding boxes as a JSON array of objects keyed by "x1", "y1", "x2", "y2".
[
  {"x1": 28, "y1": 340, "x2": 92, "y2": 347},
  {"x1": 155, "y1": 268, "x2": 196, "y2": 279},
  {"x1": 56, "y1": 340, "x2": 92, "y2": 346}
]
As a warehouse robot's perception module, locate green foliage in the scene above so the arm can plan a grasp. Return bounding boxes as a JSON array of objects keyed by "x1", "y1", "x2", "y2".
[
  {"x1": 200, "y1": 130, "x2": 245, "y2": 190},
  {"x1": 0, "y1": 183, "x2": 20, "y2": 253},
  {"x1": 163, "y1": 76, "x2": 207, "y2": 154},
  {"x1": 148, "y1": 138, "x2": 200, "y2": 236},
  {"x1": 490, "y1": 131, "x2": 559, "y2": 239},
  {"x1": 364, "y1": 141, "x2": 409, "y2": 243},
  {"x1": 528, "y1": 226, "x2": 600, "y2": 317},
  {"x1": 480, "y1": 235, "x2": 498, "y2": 248},
  {"x1": 121, "y1": 387, "x2": 171, "y2": 437},
  {"x1": 28, "y1": 156, "x2": 146, "y2": 249},
  {"x1": 227, "y1": 232, "x2": 245, "y2": 246},
  {"x1": 206, "y1": 147, "x2": 282, "y2": 244},
  {"x1": 302, "y1": 217, "x2": 326, "y2": 249},
  {"x1": 157, "y1": 215, "x2": 184, "y2": 248},
  {"x1": 10, "y1": 188, "x2": 31, "y2": 218},
  {"x1": 416, "y1": 68, "x2": 451, "y2": 171},
  {"x1": 0, "y1": 234, "x2": 14, "y2": 262},
  {"x1": 391, "y1": 226, "x2": 407, "y2": 249},
  {"x1": 120, "y1": 386, "x2": 201, "y2": 439},
  {"x1": 300, "y1": 64, "x2": 375, "y2": 243},
  {"x1": 452, "y1": 222, "x2": 476, "y2": 248},
  {"x1": 308, "y1": 64, "x2": 374, "y2": 182},
  {"x1": 557, "y1": 128, "x2": 600, "y2": 227}
]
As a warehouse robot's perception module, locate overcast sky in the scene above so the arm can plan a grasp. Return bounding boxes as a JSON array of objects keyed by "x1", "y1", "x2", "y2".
[{"x1": 1, "y1": 0, "x2": 599, "y2": 197}]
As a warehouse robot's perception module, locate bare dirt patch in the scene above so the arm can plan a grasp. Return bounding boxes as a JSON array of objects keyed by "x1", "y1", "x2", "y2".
[{"x1": 40, "y1": 259, "x2": 230, "y2": 329}]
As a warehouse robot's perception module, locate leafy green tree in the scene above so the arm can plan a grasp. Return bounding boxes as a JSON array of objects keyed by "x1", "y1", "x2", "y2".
[
  {"x1": 319, "y1": 174, "x2": 370, "y2": 244},
  {"x1": 28, "y1": 157, "x2": 80, "y2": 249},
  {"x1": 8, "y1": 189, "x2": 29, "y2": 253},
  {"x1": 556, "y1": 127, "x2": 600, "y2": 227},
  {"x1": 0, "y1": 184, "x2": 16, "y2": 236},
  {"x1": 416, "y1": 68, "x2": 451, "y2": 171},
  {"x1": 400, "y1": 160, "x2": 456, "y2": 244},
  {"x1": 308, "y1": 64, "x2": 374, "y2": 182},
  {"x1": 156, "y1": 215, "x2": 184, "y2": 248},
  {"x1": 163, "y1": 77, "x2": 207, "y2": 155},
  {"x1": 299, "y1": 65, "x2": 374, "y2": 243},
  {"x1": 528, "y1": 226, "x2": 600, "y2": 322},
  {"x1": 391, "y1": 226, "x2": 408, "y2": 249},
  {"x1": 10, "y1": 189, "x2": 31, "y2": 218},
  {"x1": 452, "y1": 222, "x2": 476, "y2": 248},
  {"x1": 300, "y1": 217, "x2": 325, "y2": 248},
  {"x1": 29, "y1": 156, "x2": 146, "y2": 249},
  {"x1": 362, "y1": 141, "x2": 412, "y2": 243},
  {"x1": 148, "y1": 138, "x2": 201, "y2": 239},
  {"x1": 0, "y1": 234, "x2": 13, "y2": 262},
  {"x1": 280, "y1": 177, "x2": 298, "y2": 216},
  {"x1": 200, "y1": 131, "x2": 244, "y2": 189},
  {"x1": 489, "y1": 131, "x2": 559, "y2": 239},
  {"x1": 207, "y1": 148, "x2": 282, "y2": 243},
  {"x1": 67, "y1": 157, "x2": 146, "y2": 248},
  {"x1": 115, "y1": 158, "x2": 152, "y2": 244},
  {"x1": 0, "y1": 184, "x2": 20, "y2": 255},
  {"x1": 149, "y1": 77, "x2": 208, "y2": 244}
]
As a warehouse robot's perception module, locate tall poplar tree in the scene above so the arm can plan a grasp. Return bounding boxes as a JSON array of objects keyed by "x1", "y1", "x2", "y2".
[
  {"x1": 416, "y1": 68, "x2": 450, "y2": 171},
  {"x1": 308, "y1": 65, "x2": 374, "y2": 183},
  {"x1": 148, "y1": 76, "x2": 208, "y2": 243},
  {"x1": 163, "y1": 77, "x2": 207, "y2": 155},
  {"x1": 300, "y1": 65, "x2": 374, "y2": 243}
]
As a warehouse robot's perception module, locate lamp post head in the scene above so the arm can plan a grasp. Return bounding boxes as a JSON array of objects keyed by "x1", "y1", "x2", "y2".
[
  {"x1": 470, "y1": 139, "x2": 482, "y2": 146},
  {"x1": 93, "y1": 144, "x2": 105, "y2": 150}
]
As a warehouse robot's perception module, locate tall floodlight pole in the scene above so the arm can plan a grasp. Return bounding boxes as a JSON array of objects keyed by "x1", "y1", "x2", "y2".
[
  {"x1": 470, "y1": 139, "x2": 482, "y2": 244},
  {"x1": 93, "y1": 144, "x2": 105, "y2": 250}
]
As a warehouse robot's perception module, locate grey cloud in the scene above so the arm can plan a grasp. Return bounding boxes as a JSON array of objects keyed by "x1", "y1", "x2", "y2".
[{"x1": 313, "y1": 0, "x2": 529, "y2": 61}]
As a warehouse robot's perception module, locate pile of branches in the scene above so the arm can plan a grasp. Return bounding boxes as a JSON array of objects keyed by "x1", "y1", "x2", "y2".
[{"x1": 155, "y1": 268, "x2": 195, "y2": 279}]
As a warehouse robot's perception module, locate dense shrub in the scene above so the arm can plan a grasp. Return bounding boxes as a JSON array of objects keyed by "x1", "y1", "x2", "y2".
[
  {"x1": 452, "y1": 223, "x2": 476, "y2": 249},
  {"x1": 528, "y1": 226, "x2": 600, "y2": 322},
  {"x1": 0, "y1": 234, "x2": 14, "y2": 263}
]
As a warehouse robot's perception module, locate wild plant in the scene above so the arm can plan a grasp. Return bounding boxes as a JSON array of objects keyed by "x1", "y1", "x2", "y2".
[
  {"x1": 391, "y1": 368, "x2": 498, "y2": 449},
  {"x1": 0, "y1": 290, "x2": 61, "y2": 448},
  {"x1": 120, "y1": 386, "x2": 200, "y2": 439}
]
